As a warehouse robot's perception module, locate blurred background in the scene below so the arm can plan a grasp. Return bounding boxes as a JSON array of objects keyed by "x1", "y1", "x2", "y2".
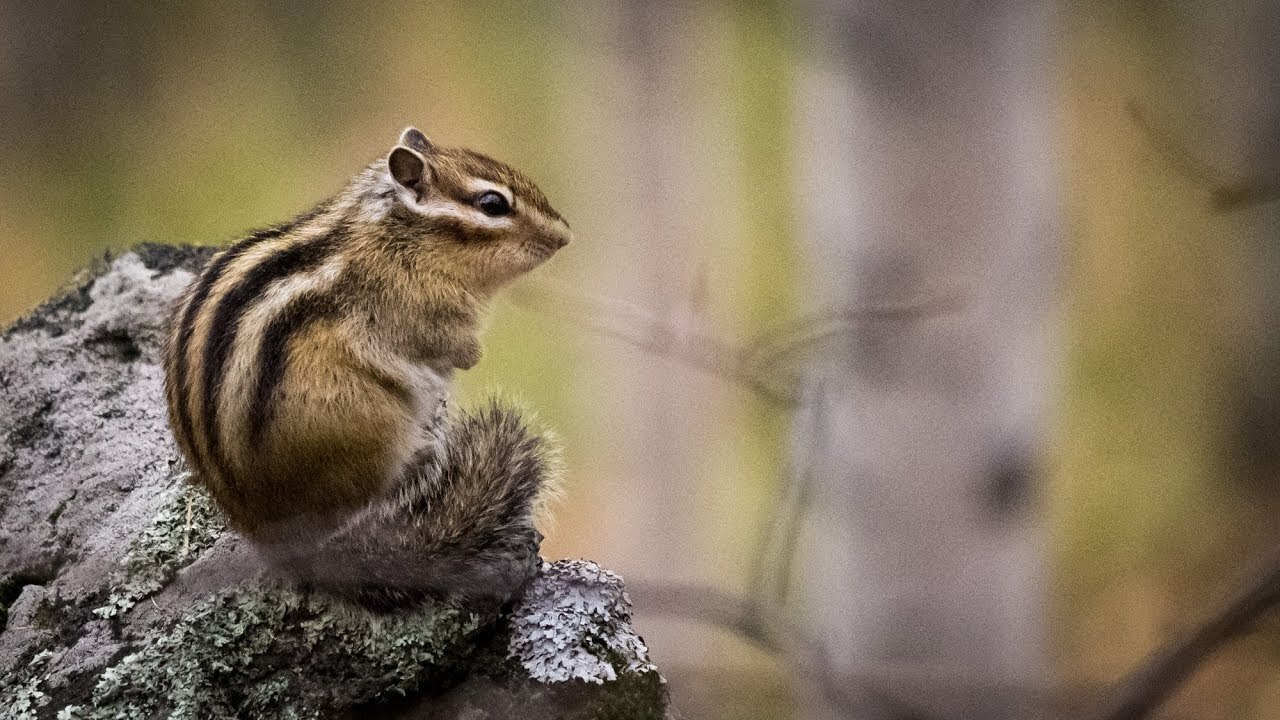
[{"x1": 3, "y1": 1, "x2": 1279, "y2": 718}]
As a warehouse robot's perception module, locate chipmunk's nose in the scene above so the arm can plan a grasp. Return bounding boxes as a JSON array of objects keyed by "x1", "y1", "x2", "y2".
[{"x1": 539, "y1": 218, "x2": 570, "y2": 251}]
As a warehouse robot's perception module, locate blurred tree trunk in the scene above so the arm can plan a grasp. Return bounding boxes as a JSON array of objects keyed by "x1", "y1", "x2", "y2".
[
  {"x1": 792, "y1": 2, "x2": 1054, "y2": 718},
  {"x1": 581, "y1": 0, "x2": 711, "y2": 586}
]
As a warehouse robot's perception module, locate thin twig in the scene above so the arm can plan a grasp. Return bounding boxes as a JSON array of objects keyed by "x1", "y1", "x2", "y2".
[
  {"x1": 510, "y1": 281, "x2": 798, "y2": 405},
  {"x1": 740, "y1": 293, "x2": 964, "y2": 376},
  {"x1": 1125, "y1": 101, "x2": 1230, "y2": 187},
  {"x1": 745, "y1": 380, "x2": 827, "y2": 612},
  {"x1": 1094, "y1": 543, "x2": 1280, "y2": 720},
  {"x1": 1208, "y1": 182, "x2": 1280, "y2": 213},
  {"x1": 510, "y1": 280, "x2": 958, "y2": 408},
  {"x1": 1126, "y1": 100, "x2": 1280, "y2": 213}
]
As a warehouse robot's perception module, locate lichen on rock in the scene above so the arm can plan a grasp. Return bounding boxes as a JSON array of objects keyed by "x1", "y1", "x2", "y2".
[
  {"x1": 61, "y1": 586, "x2": 486, "y2": 720},
  {"x1": 94, "y1": 476, "x2": 226, "y2": 619},
  {"x1": 508, "y1": 560, "x2": 658, "y2": 685}
]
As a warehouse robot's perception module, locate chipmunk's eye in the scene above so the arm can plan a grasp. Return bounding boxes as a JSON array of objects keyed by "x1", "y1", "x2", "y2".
[{"x1": 476, "y1": 191, "x2": 511, "y2": 217}]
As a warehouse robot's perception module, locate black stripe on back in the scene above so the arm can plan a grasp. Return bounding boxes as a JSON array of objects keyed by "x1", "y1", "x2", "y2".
[
  {"x1": 172, "y1": 208, "x2": 329, "y2": 462},
  {"x1": 171, "y1": 222, "x2": 302, "y2": 475},
  {"x1": 247, "y1": 288, "x2": 415, "y2": 448},
  {"x1": 246, "y1": 291, "x2": 343, "y2": 448},
  {"x1": 199, "y1": 223, "x2": 347, "y2": 482}
]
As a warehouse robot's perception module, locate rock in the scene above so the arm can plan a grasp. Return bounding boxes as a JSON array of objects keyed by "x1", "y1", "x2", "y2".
[
  {"x1": 3, "y1": 585, "x2": 46, "y2": 631},
  {"x1": 0, "y1": 245, "x2": 674, "y2": 719}
]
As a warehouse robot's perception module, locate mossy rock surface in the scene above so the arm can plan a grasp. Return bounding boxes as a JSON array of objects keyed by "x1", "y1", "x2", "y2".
[{"x1": 0, "y1": 245, "x2": 674, "y2": 719}]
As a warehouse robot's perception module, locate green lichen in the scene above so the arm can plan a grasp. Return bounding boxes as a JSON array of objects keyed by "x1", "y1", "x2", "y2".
[
  {"x1": 62, "y1": 585, "x2": 487, "y2": 719},
  {"x1": 0, "y1": 650, "x2": 55, "y2": 720},
  {"x1": 94, "y1": 475, "x2": 226, "y2": 618}
]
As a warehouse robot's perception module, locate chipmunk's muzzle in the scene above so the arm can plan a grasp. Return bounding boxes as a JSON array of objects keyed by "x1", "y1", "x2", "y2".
[{"x1": 534, "y1": 224, "x2": 571, "y2": 255}]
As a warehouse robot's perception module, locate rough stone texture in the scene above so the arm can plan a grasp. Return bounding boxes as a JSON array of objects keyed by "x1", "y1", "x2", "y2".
[
  {"x1": 0, "y1": 245, "x2": 673, "y2": 719},
  {"x1": 508, "y1": 561, "x2": 656, "y2": 685}
]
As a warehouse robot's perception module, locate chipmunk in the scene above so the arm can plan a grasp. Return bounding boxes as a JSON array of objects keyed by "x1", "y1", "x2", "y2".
[{"x1": 162, "y1": 127, "x2": 570, "y2": 602}]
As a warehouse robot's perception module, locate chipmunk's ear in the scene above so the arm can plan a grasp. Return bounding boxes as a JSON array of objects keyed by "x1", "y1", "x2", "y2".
[
  {"x1": 398, "y1": 127, "x2": 433, "y2": 154},
  {"x1": 388, "y1": 145, "x2": 429, "y2": 200}
]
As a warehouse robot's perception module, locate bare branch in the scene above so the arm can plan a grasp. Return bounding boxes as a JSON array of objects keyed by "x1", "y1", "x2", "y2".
[
  {"x1": 1094, "y1": 543, "x2": 1280, "y2": 720},
  {"x1": 1125, "y1": 101, "x2": 1231, "y2": 188},
  {"x1": 509, "y1": 280, "x2": 959, "y2": 408},
  {"x1": 1126, "y1": 101, "x2": 1280, "y2": 213},
  {"x1": 1208, "y1": 182, "x2": 1280, "y2": 213},
  {"x1": 509, "y1": 281, "x2": 800, "y2": 406},
  {"x1": 740, "y1": 292, "x2": 965, "y2": 376},
  {"x1": 746, "y1": 381, "x2": 828, "y2": 611}
]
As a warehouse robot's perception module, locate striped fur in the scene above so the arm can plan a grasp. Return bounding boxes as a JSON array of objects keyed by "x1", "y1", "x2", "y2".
[{"x1": 162, "y1": 128, "x2": 570, "y2": 559}]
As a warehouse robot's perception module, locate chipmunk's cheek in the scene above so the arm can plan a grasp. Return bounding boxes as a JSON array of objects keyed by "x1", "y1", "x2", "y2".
[{"x1": 483, "y1": 246, "x2": 532, "y2": 283}]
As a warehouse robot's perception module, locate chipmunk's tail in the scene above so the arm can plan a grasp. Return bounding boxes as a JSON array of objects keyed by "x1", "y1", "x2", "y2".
[{"x1": 277, "y1": 399, "x2": 560, "y2": 607}]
